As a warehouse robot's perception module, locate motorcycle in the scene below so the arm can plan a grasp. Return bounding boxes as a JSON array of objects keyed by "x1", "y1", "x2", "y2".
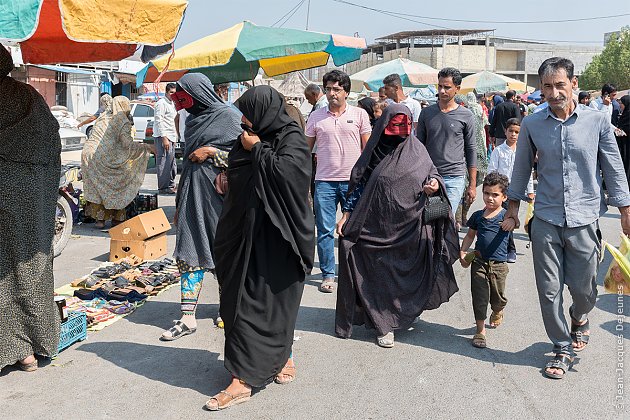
[{"x1": 54, "y1": 164, "x2": 81, "y2": 257}]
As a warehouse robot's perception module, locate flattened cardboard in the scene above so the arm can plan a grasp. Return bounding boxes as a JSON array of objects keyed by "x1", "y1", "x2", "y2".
[
  {"x1": 109, "y1": 208, "x2": 170, "y2": 241},
  {"x1": 109, "y1": 233, "x2": 167, "y2": 262}
]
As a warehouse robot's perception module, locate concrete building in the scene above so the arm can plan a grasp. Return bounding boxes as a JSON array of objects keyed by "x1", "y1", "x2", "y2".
[{"x1": 341, "y1": 29, "x2": 603, "y2": 90}]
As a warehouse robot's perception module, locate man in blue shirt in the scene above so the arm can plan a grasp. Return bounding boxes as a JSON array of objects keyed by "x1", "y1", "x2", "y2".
[{"x1": 503, "y1": 57, "x2": 630, "y2": 379}]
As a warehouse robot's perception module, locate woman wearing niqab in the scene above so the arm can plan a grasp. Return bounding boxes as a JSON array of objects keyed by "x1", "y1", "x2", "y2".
[
  {"x1": 335, "y1": 104, "x2": 460, "y2": 348},
  {"x1": 208, "y1": 86, "x2": 314, "y2": 410},
  {"x1": 0, "y1": 46, "x2": 61, "y2": 371},
  {"x1": 160, "y1": 73, "x2": 242, "y2": 340}
]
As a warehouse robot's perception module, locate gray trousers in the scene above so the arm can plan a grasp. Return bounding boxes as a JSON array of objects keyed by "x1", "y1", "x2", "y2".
[
  {"x1": 530, "y1": 216, "x2": 601, "y2": 356},
  {"x1": 155, "y1": 136, "x2": 176, "y2": 191}
]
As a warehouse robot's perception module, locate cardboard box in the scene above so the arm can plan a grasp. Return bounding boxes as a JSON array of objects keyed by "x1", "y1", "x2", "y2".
[
  {"x1": 109, "y1": 233, "x2": 167, "y2": 262},
  {"x1": 109, "y1": 208, "x2": 170, "y2": 241}
]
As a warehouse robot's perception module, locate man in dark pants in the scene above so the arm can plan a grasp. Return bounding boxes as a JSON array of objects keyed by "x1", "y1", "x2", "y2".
[
  {"x1": 154, "y1": 83, "x2": 178, "y2": 194},
  {"x1": 489, "y1": 90, "x2": 521, "y2": 146},
  {"x1": 503, "y1": 57, "x2": 630, "y2": 379}
]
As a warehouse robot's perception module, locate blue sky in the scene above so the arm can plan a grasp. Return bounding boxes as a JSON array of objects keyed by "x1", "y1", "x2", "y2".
[{"x1": 175, "y1": 0, "x2": 629, "y2": 47}]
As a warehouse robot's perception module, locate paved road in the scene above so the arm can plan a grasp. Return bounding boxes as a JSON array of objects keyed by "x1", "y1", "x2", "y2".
[{"x1": 1, "y1": 155, "x2": 628, "y2": 419}]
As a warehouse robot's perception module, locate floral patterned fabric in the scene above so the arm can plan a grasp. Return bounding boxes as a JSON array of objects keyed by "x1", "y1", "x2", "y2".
[{"x1": 82, "y1": 96, "x2": 152, "y2": 210}]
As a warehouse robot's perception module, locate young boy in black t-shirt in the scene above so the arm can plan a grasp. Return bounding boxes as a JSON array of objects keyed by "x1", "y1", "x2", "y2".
[{"x1": 459, "y1": 172, "x2": 511, "y2": 349}]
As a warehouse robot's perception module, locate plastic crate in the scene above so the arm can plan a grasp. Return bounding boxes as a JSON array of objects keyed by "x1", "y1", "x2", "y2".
[{"x1": 56, "y1": 311, "x2": 87, "y2": 354}]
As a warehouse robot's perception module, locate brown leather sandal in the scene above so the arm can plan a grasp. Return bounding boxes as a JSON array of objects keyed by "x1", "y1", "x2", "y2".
[
  {"x1": 274, "y1": 363, "x2": 296, "y2": 385},
  {"x1": 205, "y1": 389, "x2": 251, "y2": 411},
  {"x1": 489, "y1": 311, "x2": 504, "y2": 328},
  {"x1": 472, "y1": 333, "x2": 487, "y2": 348}
]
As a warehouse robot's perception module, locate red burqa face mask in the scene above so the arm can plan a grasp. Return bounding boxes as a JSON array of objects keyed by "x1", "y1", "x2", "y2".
[
  {"x1": 172, "y1": 90, "x2": 194, "y2": 111},
  {"x1": 384, "y1": 114, "x2": 411, "y2": 137}
]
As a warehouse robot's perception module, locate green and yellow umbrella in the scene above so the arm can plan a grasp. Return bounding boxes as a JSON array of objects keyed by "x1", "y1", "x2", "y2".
[
  {"x1": 137, "y1": 21, "x2": 367, "y2": 85},
  {"x1": 460, "y1": 71, "x2": 528, "y2": 94},
  {"x1": 0, "y1": 0, "x2": 188, "y2": 64}
]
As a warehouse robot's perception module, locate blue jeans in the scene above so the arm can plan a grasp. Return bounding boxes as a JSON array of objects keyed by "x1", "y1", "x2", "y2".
[
  {"x1": 443, "y1": 175, "x2": 466, "y2": 210},
  {"x1": 314, "y1": 181, "x2": 349, "y2": 279}
]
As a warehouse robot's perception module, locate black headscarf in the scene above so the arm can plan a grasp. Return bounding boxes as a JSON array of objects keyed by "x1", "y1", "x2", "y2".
[
  {"x1": 234, "y1": 85, "x2": 314, "y2": 271},
  {"x1": 0, "y1": 46, "x2": 60, "y2": 166},
  {"x1": 177, "y1": 73, "x2": 241, "y2": 154},
  {"x1": 1, "y1": 47, "x2": 13, "y2": 77},
  {"x1": 348, "y1": 104, "x2": 409, "y2": 195},
  {"x1": 619, "y1": 95, "x2": 630, "y2": 134},
  {"x1": 358, "y1": 97, "x2": 377, "y2": 127}
]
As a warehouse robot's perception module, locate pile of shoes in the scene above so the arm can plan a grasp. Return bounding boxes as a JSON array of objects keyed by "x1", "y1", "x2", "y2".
[
  {"x1": 71, "y1": 257, "x2": 180, "y2": 305},
  {"x1": 63, "y1": 296, "x2": 139, "y2": 327}
]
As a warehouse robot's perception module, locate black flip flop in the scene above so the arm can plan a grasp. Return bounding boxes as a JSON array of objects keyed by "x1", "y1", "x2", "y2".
[{"x1": 160, "y1": 321, "x2": 196, "y2": 341}]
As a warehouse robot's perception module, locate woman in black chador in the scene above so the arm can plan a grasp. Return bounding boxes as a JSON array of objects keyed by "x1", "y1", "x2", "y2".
[
  {"x1": 335, "y1": 104, "x2": 460, "y2": 348},
  {"x1": 207, "y1": 86, "x2": 314, "y2": 411}
]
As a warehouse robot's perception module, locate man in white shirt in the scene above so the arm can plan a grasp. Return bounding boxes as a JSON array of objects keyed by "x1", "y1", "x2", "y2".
[
  {"x1": 304, "y1": 83, "x2": 328, "y2": 112},
  {"x1": 589, "y1": 83, "x2": 616, "y2": 119},
  {"x1": 382, "y1": 73, "x2": 422, "y2": 132},
  {"x1": 153, "y1": 83, "x2": 178, "y2": 194}
]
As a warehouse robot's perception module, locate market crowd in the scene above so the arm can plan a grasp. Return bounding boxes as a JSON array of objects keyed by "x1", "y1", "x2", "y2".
[{"x1": 3, "y1": 42, "x2": 630, "y2": 410}]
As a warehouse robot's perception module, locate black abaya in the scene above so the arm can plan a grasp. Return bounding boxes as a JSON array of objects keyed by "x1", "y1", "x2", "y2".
[
  {"x1": 214, "y1": 86, "x2": 314, "y2": 387},
  {"x1": 335, "y1": 105, "x2": 460, "y2": 338}
]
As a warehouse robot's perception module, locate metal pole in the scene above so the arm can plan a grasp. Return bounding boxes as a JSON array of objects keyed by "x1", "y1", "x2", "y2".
[{"x1": 306, "y1": 0, "x2": 310, "y2": 30}]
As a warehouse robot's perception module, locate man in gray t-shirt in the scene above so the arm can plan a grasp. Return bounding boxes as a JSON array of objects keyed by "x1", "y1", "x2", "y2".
[{"x1": 416, "y1": 67, "x2": 477, "y2": 210}]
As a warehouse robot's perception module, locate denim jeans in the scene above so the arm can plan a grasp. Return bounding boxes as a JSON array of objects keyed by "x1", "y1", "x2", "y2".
[
  {"x1": 314, "y1": 180, "x2": 349, "y2": 279},
  {"x1": 443, "y1": 175, "x2": 466, "y2": 210}
]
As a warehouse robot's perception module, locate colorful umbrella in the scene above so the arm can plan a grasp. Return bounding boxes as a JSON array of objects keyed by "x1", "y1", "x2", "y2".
[
  {"x1": 137, "y1": 21, "x2": 367, "y2": 85},
  {"x1": 0, "y1": 0, "x2": 188, "y2": 64},
  {"x1": 460, "y1": 71, "x2": 527, "y2": 94},
  {"x1": 349, "y1": 58, "x2": 439, "y2": 92}
]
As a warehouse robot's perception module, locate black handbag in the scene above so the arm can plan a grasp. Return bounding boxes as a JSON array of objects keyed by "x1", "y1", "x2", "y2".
[{"x1": 423, "y1": 188, "x2": 451, "y2": 224}]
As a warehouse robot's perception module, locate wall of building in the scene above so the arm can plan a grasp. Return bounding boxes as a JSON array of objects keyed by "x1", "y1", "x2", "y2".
[
  {"x1": 27, "y1": 67, "x2": 56, "y2": 107},
  {"x1": 496, "y1": 50, "x2": 520, "y2": 72},
  {"x1": 313, "y1": 39, "x2": 602, "y2": 91},
  {"x1": 66, "y1": 74, "x2": 100, "y2": 117}
]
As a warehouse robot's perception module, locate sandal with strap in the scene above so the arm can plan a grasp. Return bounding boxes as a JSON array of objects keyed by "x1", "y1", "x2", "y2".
[
  {"x1": 472, "y1": 333, "x2": 487, "y2": 348},
  {"x1": 274, "y1": 362, "x2": 296, "y2": 385},
  {"x1": 570, "y1": 315, "x2": 590, "y2": 352},
  {"x1": 205, "y1": 389, "x2": 251, "y2": 411},
  {"x1": 377, "y1": 331, "x2": 395, "y2": 348},
  {"x1": 543, "y1": 354, "x2": 574, "y2": 379},
  {"x1": 319, "y1": 278, "x2": 336, "y2": 293},
  {"x1": 160, "y1": 320, "x2": 196, "y2": 341},
  {"x1": 489, "y1": 311, "x2": 504, "y2": 328}
]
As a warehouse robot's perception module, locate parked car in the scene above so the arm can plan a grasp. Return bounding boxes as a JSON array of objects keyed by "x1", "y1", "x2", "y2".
[
  {"x1": 80, "y1": 100, "x2": 155, "y2": 142},
  {"x1": 51, "y1": 107, "x2": 87, "y2": 151},
  {"x1": 144, "y1": 120, "x2": 185, "y2": 159},
  {"x1": 59, "y1": 127, "x2": 87, "y2": 152}
]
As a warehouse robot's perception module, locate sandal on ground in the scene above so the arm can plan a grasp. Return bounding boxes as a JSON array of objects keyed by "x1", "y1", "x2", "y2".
[
  {"x1": 570, "y1": 315, "x2": 590, "y2": 352},
  {"x1": 18, "y1": 358, "x2": 38, "y2": 372},
  {"x1": 472, "y1": 333, "x2": 487, "y2": 348},
  {"x1": 160, "y1": 320, "x2": 196, "y2": 341},
  {"x1": 377, "y1": 331, "x2": 395, "y2": 348},
  {"x1": 543, "y1": 354, "x2": 574, "y2": 379},
  {"x1": 205, "y1": 389, "x2": 251, "y2": 411},
  {"x1": 274, "y1": 363, "x2": 296, "y2": 385},
  {"x1": 489, "y1": 311, "x2": 504, "y2": 328},
  {"x1": 319, "y1": 278, "x2": 336, "y2": 293}
]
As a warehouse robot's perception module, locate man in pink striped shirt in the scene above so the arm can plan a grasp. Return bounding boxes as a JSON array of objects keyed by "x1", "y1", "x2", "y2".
[{"x1": 306, "y1": 70, "x2": 372, "y2": 293}]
